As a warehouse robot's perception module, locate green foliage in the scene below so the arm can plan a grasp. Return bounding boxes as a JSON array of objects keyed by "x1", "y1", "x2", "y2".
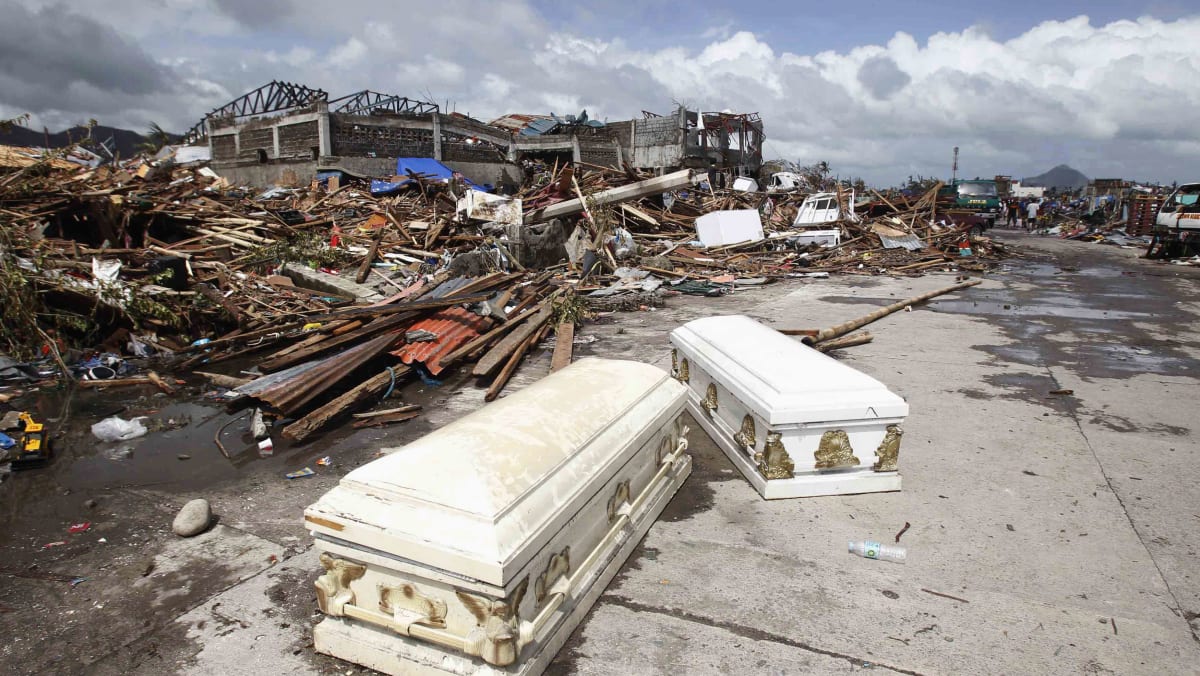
[
  {"x1": 551, "y1": 291, "x2": 593, "y2": 326},
  {"x1": 242, "y1": 231, "x2": 352, "y2": 270}
]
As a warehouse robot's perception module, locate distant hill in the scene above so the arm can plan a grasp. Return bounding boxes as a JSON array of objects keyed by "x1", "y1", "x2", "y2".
[
  {"x1": 1023, "y1": 164, "x2": 1089, "y2": 191},
  {"x1": 0, "y1": 124, "x2": 177, "y2": 159}
]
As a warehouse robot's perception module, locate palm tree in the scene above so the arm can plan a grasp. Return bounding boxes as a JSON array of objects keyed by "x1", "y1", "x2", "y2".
[{"x1": 138, "y1": 122, "x2": 173, "y2": 154}]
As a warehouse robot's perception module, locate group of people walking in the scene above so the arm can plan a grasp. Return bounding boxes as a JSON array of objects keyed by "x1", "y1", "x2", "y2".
[{"x1": 1003, "y1": 198, "x2": 1043, "y2": 230}]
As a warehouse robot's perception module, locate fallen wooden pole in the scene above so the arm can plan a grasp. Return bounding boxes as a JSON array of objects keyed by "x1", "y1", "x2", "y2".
[
  {"x1": 815, "y1": 332, "x2": 873, "y2": 352},
  {"x1": 527, "y1": 169, "x2": 696, "y2": 221},
  {"x1": 802, "y1": 279, "x2": 982, "y2": 345}
]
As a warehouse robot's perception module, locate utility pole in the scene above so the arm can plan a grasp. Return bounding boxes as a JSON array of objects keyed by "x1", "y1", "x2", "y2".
[{"x1": 952, "y1": 146, "x2": 959, "y2": 184}]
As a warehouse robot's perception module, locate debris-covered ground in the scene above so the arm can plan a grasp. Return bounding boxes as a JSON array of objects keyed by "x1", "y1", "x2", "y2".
[{"x1": 0, "y1": 232, "x2": 1197, "y2": 675}]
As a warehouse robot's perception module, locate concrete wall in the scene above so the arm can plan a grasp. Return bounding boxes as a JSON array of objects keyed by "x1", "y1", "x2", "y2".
[
  {"x1": 443, "y1": 160, "x2": 523, "y2": 189},
  {"x1": 210, "y1": 156, "x2": 521, "y2": 191},
  {"x1": 632, "y1": 113, "x2": 684, "y2": 168}
]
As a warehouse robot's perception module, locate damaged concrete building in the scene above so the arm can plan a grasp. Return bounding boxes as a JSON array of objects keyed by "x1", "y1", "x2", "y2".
[{"x1": 192, "y1": 81, "x2": 764, "y2": 188}]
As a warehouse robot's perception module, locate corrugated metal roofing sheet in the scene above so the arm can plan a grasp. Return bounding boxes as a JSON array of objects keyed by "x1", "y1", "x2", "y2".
[
  {"x1": 393, "y1": 307, "x2": 490, "y2": 375},
  {"x1": 878, "y1": 233, "x2": 924, "y2": 251}
]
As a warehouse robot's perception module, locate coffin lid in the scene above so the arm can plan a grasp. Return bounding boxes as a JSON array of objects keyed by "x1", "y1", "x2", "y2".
[
  {"x1": 304, "y1": 358, "x2": 685, "y2": 587},
  {"x1": 671, "y1": 315, "x2": 908, "y2": 425}
]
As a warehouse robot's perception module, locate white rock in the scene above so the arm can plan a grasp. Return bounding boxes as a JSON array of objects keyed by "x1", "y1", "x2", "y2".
[{"x1": 173, "y1": 499, "x2": 212, "y2": 537}]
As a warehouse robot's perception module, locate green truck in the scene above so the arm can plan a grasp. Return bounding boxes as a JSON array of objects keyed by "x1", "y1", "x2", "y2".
[{"x1": 939, "y1": 180, "x2": 1002, "y2": 229}]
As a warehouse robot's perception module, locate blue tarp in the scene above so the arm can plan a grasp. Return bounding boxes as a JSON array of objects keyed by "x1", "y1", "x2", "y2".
[{"x1": 369, "y1": 158, "x2": 488, "y2": 196}]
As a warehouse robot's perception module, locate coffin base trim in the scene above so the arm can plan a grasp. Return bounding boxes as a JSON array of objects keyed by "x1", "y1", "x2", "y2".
[
  {"x1": 314, "y1": 455, "x2": 693, "y2": 675},
  {"x1": 689, "y1": 402, "x2": 900, "y2": 499}
]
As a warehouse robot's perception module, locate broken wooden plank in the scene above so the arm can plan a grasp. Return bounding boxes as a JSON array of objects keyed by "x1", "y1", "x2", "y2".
[
  {"x1": 472, "y1": 303, "x2": 554, "y2": 376},
  {"x1": 485, "y1": 322, "x2": 549, "y2": 402},
  {"x1": 282, "y1": 366, "x2": 411, "y2": 442},
  {"x1": 550, "y1": 322, "x2": 574, "y2": 372}
]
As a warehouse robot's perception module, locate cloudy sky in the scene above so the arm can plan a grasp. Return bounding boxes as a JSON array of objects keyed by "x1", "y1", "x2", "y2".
[{"x1": 1, "y1": 0, "x2": 1197, "y2": 185}]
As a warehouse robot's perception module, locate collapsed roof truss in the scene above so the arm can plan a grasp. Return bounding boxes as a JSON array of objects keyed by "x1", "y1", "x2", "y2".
[
  {"x1": 330, "y1": 90, "x2": 440, "y2": 116},
  {"x1": 184, "y1": 80, "x2": 329, "y2": 142}
]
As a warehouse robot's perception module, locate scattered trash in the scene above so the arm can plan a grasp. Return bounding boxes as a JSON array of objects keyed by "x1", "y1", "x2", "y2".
[
  {"x1": 316, "y1": 456, "x2": 332, "y2": 466},
  {"x1": 177, "y1": 454, "x2": 191, "y2": 460},
  {"x1": 91, "y1": 416, "x2": 147, "y2": 442},
  {"x1": 894, "y1": 521, "x2": 911, "y2": 542},
  {"x1": 69, "y1": 577, "x2": 88, "y2": 588},
  {"x1": 286, "y1": 467, "x2": 316, "y2": 479},
  {"x1": 849, "y1": 540, "x2": 907, "y2": 564},
  {"x1": 42, "y1": 541, "x2": 67, "y2": 549},
  {"x1": 257, "y1": 438, "x2": 274, "y2": 457},
  {"x1": 67, "y1": 522, "x2": 91, "y2": 534},
  {"x1": 1049, "y1": 389, "x2": 1074, "y2": 395}
]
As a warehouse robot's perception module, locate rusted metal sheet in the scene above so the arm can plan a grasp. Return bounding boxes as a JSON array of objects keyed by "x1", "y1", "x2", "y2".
[
  {"x1": 236, "y1": 331, "x2": 402, "y2": 415},
  {"x1": 392, "y1": 307, "x2": 490, "y2": 375}
]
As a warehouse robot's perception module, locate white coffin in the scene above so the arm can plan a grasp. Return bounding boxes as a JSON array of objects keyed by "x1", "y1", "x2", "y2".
[
  {"x1": 304, "y1": 358, "x2": 691, "y2": 675},
  {"x1": 669, "y1": 315, "x2": 908, "y2": 499}
]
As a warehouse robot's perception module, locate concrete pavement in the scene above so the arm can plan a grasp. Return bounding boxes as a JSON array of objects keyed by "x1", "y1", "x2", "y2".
[{"x1": 2, "y1": 233, "x2": 1197, "y2": 675}]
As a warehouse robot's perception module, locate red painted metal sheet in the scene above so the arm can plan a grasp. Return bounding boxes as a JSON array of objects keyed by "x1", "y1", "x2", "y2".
[{"x1": 393, "y1": 307, "x2": 490, "y2": 375}]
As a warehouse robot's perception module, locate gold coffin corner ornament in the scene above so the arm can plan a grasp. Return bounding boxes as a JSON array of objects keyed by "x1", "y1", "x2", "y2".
[
  {"x1": 814, "y1": 430, "x2": 860, "y2": 469},
  {"x1": 759, "y1": 432, "x2": 795, "y2": 479},
  {"x1": 734, "y1": 414, "x2": 756, "y2": 450},
  {"x1": 378, "y1": 581, "x2": 448, "y2": 628},
  {"x1": 701, "y1": 383, "x2": 718, "y2": 417},
  {"x1": 873, "y1": 425, "x2": 902, "y2": 472},
  {"x1": 675, "y1": 356, "x2": 690, "y2": 383},
  {"x1": 315, "y1": 552, "x2": 366, "y2": 616},
  {"x1": 455, "y1": 577, "x2": 528, "y2": 667}
]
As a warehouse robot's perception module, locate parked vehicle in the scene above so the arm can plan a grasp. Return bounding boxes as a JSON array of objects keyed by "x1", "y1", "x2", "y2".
[
  {"x1": 939, "y1": 180, "x2": 1002, "y2": 229},
  {"x1": 1148, "y1": 183, "x2": 1200, "y2": 259}
]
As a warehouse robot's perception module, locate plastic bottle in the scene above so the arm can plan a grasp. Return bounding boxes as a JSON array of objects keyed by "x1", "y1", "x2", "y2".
[{"x1": 849, "y1": 540, "x2": 907, "y2": 564}]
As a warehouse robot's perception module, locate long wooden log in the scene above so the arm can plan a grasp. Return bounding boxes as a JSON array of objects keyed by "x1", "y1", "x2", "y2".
[
  {"x1": 815, "y1": 332, "x2": 873, "y2": 352},
  {"x1": 526, "y1": 169, "x2": 696, "y2": 222},
  {"x1": 282, "y1": 366, "x2": 411, "y2": 442},
  {"x1": 802, "y1": 279, "x2": 982, "y2": 345}
]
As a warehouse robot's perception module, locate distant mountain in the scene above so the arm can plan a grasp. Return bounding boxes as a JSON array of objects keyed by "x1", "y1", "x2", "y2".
[
  {"x1": 0, "y1": 124, "x2": 177, "y2": 159},
  {"x1": 1023, "y1": 164, "x2": 1089, "y2": 191}
]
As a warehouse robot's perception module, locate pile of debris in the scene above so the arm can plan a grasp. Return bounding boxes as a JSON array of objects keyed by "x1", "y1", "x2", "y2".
[{"x1": 0, "y1": 145, "x2": 1006, "y2": 440}]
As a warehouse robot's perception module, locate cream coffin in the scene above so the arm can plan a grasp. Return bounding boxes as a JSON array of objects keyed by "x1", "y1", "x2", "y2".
[
  {"x1": 304, "y1": 358, "x2": 691, "y2": 675},
  {"x1": 669, "y1": 315, "x2": 908, "y2": 499}
]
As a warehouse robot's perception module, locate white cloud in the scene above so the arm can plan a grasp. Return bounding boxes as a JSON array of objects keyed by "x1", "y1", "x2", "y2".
[{"x1": 328, "y1": 37, "x2": 367, "y2": 64}]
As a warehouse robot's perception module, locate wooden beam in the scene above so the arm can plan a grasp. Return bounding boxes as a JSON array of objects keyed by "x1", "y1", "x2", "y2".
[
  {"x1": 472, "y1": 304, "x2": 554, "y2": 376},
  {"x1": 282, "y1": 367, "x2": 411, "y2": 442},
  {"x1": 550, "y1": 322, "x2": 574, "y2": 372}
]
